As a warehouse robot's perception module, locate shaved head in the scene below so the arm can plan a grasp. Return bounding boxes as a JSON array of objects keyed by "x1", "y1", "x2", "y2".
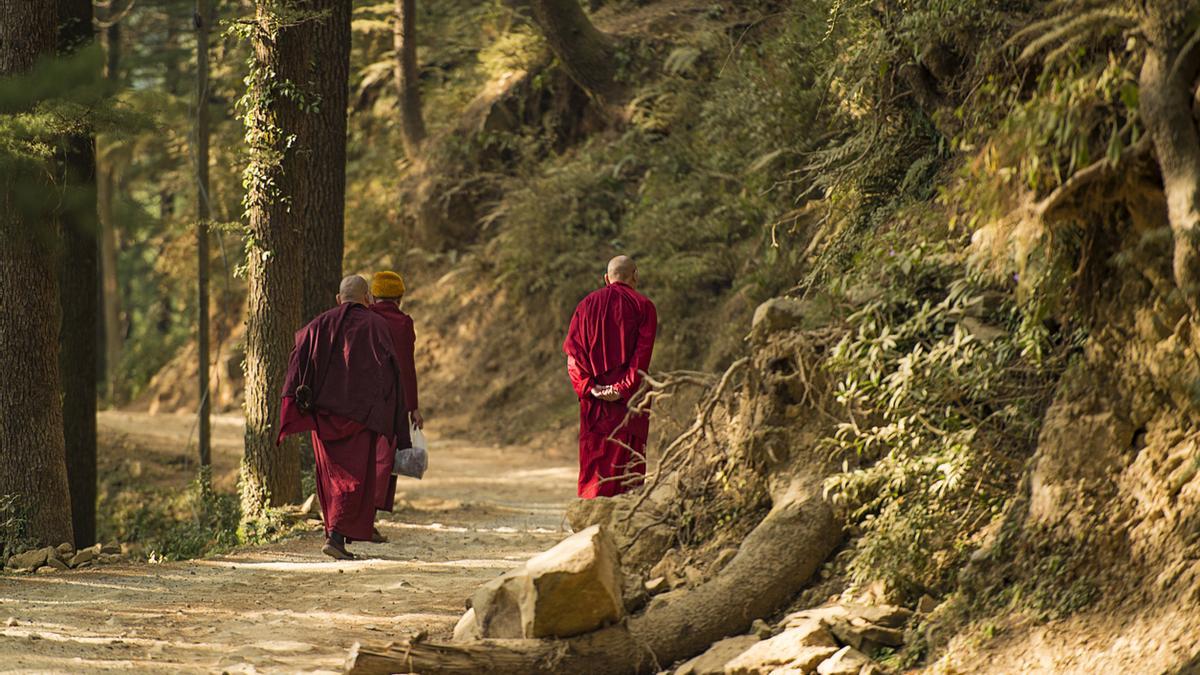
[
  {"x1": 606, "y1": 255, "x2": 638, "y2": 286},
  {"x1": 338, "y1": 275, "x2": 370, "y2": 305}
]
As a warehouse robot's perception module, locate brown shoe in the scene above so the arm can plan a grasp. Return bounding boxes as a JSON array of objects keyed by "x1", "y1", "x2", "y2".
[
  {"x1": 370, "y1": 527, "x2": 388, "y2": 544},
  {"x1": 322, "y1": 539, "x2": 356, "y2": 560}
]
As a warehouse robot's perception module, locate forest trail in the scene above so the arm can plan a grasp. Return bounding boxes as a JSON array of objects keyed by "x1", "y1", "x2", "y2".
[{"x1": 0, "y1": 412, "x2": 577, "y2": 674}]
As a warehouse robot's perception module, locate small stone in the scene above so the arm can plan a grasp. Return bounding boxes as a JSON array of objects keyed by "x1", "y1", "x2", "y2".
[
  {"x1": 5, "y1": 617, "x2": 17, "y2": 627},
  {"x1": 55, "y1": 543, "x2": 74, "y2": 558},
  {"x1": 859, "y1": 624, "x2": 904, "y2": 647},
  {"x1": 98, "y1": 554, "x2": 122, "y2": 565},
  {"x1": 674, "y1": 634, "x2": 759, "y2": 675},
  {"x1": 644, "y1": 577, "x2": 667, "y2": 594},
  {"x1": 100, "y1": 542, "x2": 121, "y2": 555},
  {"x1": 917, "y1": 595, "x2": 938, "y2": 614},
  {"x1": 816, "y1": 646, "x2": 874, "y2": 675},
  {"x1": 713, "y1": 548, "x2": 737, "y2": 571},
  {"x1": 751, "y1": 619, "x2": 773, "y2": 639},
  {"x1": 35, "y1": 566, "x2": 57, "y2": 574},
  {"x1": 848, "y1": 604, "x2": 913, "y2": 628},
  {"x1": 45, "y1": 557, "x2": 69, "y2": 571},
  {"x1": 750, "y1": 297, "x2": 807, "y2": 338},
  {"x1": 299, "y1": 494, "x2": 318, "y2": 515},
  {"x1": 683, "y1": 565, "x2": 705, "y2": 588},
  {"x1": 650, "y1": 548, "x2": 680, "y2": 581}
]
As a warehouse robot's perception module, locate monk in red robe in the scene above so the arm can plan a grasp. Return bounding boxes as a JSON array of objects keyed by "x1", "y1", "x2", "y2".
[
  {"x1": 563, "y1": 256, "x2": 658, "y2": 498},
  {"x1": 278, "y1": 275, "x2": 409, "y2": 560},
  {"x1": 368, "y1": 270, "x2": 424, "y2": 540}
]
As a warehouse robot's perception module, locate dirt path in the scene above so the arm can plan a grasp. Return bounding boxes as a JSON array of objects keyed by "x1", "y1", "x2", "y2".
[{"x1": 0, "y1": 412, "x2": 577, "y2": 674}]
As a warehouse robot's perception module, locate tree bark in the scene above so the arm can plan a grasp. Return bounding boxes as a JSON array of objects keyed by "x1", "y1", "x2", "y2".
[
  {"x1": 98, "y1": 21, "x2": 122, "y2": 402},
  {"x1": 56, "y1": 0, "x2": 99, "y2": 550},
  {"x1": 529, "y1": 0, "x2": 619, "y2": 103},
  {"x1": 299, "y1": 0, "x2": 350, "y2": 327},
  {"x1": 347, "y1": 475, "x2": 841, "y2": 675},
  {"x1": 393, "y1": 0, "x2": 426, "y2": 157},
  {"x1": 196, "y1": 0, "x2": 213, "y2": 473},
  {"x1": 243, "y1": 0, "x2": 350, "y2": 509},
  {"x1": 0, "y1": 0, "x2": 76, "y2": 548},
  {"x1": 1139, "y1": 2, "x2": 1200, "y2": 304}
]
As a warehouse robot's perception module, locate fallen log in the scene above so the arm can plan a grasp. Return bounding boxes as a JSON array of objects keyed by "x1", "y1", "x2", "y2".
[{"x1": 346, "y1": 474, "x2": 841, "y2": 675}]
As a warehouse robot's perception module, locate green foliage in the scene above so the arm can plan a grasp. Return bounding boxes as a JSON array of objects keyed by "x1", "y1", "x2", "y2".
[
  {"x1": 821, "y1": 244, "x2": 1062, "y2": 598},
  {"x1": 99, "y1": 475, "x2": 241, "y2": 561},
  {"x1": 0, "y1": 495, "x2": 29, "y2": 559}
]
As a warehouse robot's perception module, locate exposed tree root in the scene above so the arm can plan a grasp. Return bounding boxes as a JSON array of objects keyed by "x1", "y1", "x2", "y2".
[{"x1": 346, "y1": 474, "x2": 841, "y2": 674}]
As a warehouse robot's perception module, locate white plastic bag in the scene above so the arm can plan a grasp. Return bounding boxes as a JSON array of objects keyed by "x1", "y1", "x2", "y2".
[{"x1": 394, "y1": 423, "x2": 428, "y2": 479}]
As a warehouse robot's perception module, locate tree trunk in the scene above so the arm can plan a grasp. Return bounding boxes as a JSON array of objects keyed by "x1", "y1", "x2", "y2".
[
  {"x1": 393, "y1": 0, "x2": 426, "y2": 157},
  {"x1": 196, "y1": 0, "x2": 213, "y2": 473},
  {"x1": 98, "y1": 21, "x2": 122, "y2": 403},
  {"x1": 528, "y1": 0, "x2": 618, "y2": 103},
  {"x1": 1139, "y1": 2, "x2": 1200, "y2": 304},
  {"x1": 299, "y1": 0, "x2": 350, "y2": 327},
  {"x1": 347, "y1": 476, "x2": 841, "y2": 675},
  {"x1": 56, "y1": 0, "x2": 99, "y2": 550},
  {"x1": 0, "y1": 0, "x2": 76, "y2": 548},
  {"x1": 243, "y1": 0, "x2": 350, "y2": 509}
]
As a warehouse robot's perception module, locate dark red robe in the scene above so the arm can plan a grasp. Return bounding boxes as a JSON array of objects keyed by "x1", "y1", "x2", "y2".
[
  {"x1": 563, "y1": 282, "x2": 657, "y2": 498},
  {"x1": 278, "y1": 303, "x2": 409, "y2": 541},
  {"x1": 369, "y1": 301, "x2": 420, "y2": 512}
]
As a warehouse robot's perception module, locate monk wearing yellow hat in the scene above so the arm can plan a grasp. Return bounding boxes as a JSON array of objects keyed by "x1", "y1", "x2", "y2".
[{"x1": 368, "y1": 271, "x2": 423, "y2": 537}]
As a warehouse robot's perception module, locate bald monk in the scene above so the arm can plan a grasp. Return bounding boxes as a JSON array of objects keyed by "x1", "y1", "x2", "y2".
[
  {"x1": 563, "y1": 256, "x2": 658, "y2": 498},
  {"x1": 278, "y1": 275, "x2": 410, "y2": 560},
  {"x1": 368, "y1": 271, "x2": 424, "y2": 540}
]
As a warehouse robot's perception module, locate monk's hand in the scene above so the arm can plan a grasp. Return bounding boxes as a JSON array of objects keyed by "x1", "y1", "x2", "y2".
[
  {"x1": 411, "y1": 409, "x2": 424, "y2": 429},
  {"x1": 596, "y1": 386, "x2": 621, "y2": 402}
]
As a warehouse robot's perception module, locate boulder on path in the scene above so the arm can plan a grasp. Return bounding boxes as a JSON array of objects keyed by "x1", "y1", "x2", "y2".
[
  {"x1": 68, "y1": 548, "x2": 97, "y2": 568},
  {"x1": 673, "y1": 634, "x2": 759, "y2": 675},
  {"x1": 471, "y1": 525, "x2": 624, "y2": 639},
  {"x1": 6, "y1": 547, "x2": 52, "y2": 572},
  {"x1": 723, "y1": 619, "x2": 838, "y2": 674}
]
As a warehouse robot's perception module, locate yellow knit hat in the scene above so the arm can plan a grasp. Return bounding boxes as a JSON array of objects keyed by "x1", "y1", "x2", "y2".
[{"x1": 371, "y1": 271, "x2": 406, "y2": 299}]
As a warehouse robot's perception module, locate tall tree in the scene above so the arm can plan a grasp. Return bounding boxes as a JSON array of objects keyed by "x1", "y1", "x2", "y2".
[
  {"x1": 56, "y1": 0, "x2": 99, "y2": 550},
  {"x1": 196, "y1": 0, "x2": 213, "y2": 475},
  {"x1": 529, "y1": 0, "x2": 618, "y2": 103},
  {"x1": 98, "y1": 20, "x2": 122, "y2": 402},
  {"x1": 393, "y1": 0, "x2": 425, "y2": 157},
  {"x1": 0, "y1": 0, "x2": 76, "y2": 547},
  {"x1": 300, "y1": 1, "x2": 351, "y2": 326},
  {"x1": 242, "y1": 0, "x2": 351, "y2": 509}
]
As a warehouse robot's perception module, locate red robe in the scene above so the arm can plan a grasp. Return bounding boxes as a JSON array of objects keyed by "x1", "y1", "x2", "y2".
[
  {"x1": 563, "y1": 282, "x2": 657, "y2": 498},
  {"x1": 369, "y1": 301, "x2": 420, "y2": 512},
  {"x1": 278, "y1": 303, "x2": 408, "y2": 541}
]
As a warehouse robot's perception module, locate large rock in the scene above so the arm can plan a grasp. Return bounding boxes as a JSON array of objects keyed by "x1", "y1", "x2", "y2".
[
  {"x1": 6, "y1": 548, "x2": 50, "y2": 572},
  {"x1": 723, "y1": 620, "x2": 837, "y2": 674},
  {"x1": 674, "y1": 635, "x2": 759, "y2": 675},
  {"x1": 472, "y1": 525, "x2": 624, "y2": 639},
  {"x1": 750, "y1": 297, "x2": 807, "y2": 339}
]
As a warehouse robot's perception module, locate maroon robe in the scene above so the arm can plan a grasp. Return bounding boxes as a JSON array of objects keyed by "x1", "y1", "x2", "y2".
[
  {"x1": 278, "y1": 303, "x2": 409, "y2": 541},
  {"x1": 563, "y1": 282, "x2": 657, "y2": 498},
  {"x1": 369, "y1": 301, "x2": 420, "y2": 512}
]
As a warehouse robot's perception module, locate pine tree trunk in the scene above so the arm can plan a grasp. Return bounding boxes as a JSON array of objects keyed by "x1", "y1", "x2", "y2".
[
  {"x1": 243, "y1": 0, "x2": 350, "y2": 509},
  {"x1": 529, "y1": 0, "x2": 618, "y2": 103},
  {"x1": 393, "y1": 0, "x2": 426, "y2": 157},
  {"x1": 196, "y1": 0, "x2": 214, "y2": 474},
  {"x1": 56, "y1": 0, "x2": 98, "y2": 550},
  {"x1": 0, "y1": 0, "x2": 76, "y2": 548},
  {"x1": 299, "y1": 0, "x2": 350, "y2": 326},
  {"x1": 98, "y1": 22, "x2": 122, "y2": 402}
]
